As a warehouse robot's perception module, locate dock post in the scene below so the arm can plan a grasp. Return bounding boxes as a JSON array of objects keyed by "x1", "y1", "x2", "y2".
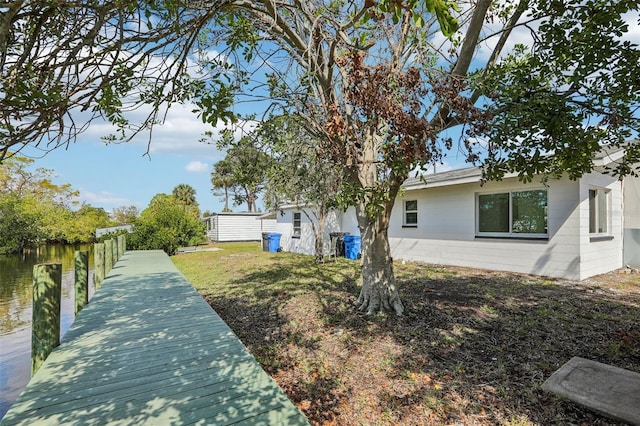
[
  {"x1": 112, "y1": 238, "x2": 118, "y2": 265},
  {"x1": 105, "y1": 239, "x2": 113, "y2": 274},
  {"x1": 118, "y1": 235, "x2": 125, "y2": 257},
  {"x1": 75, "y1": 250, "x2": 89, "y2": 315},
  {"x1": 94, "y1": 243, "x2": 105, "y2": 288},
  {"x1": 31, "y1": 263, "x2": 62, "y2": 376},
  {"x1": 114, "y1": 236, "x2": 120, "y2": 261}
]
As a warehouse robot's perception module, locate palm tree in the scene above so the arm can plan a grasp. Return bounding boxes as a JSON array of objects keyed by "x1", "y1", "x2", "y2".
[
  {"x1": 172, "y1": 184, "x2": 197, "y2": 207},
  {"x1": 211, "y1": 160, "x2": 235, "y2": 212}
]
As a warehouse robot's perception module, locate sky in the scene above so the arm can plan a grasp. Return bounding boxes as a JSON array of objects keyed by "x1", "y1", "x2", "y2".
[{"x1": 20, "y1": 103, "x2": 240, "y2": 215}]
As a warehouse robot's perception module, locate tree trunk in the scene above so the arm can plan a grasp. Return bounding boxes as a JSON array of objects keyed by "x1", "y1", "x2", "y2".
[
  {"x1": 313, "y1": 208, "x2": 326, "y2": 263},
  {"x1": 349, "y1": 127, "x2": 406, "y2": 315},
  {"x1": 300, "y1": 206, "x2": 326, "y2": 263},
  {"x1": 245, "y1": 190, "x2": 255, "y2": 212},
  {"x1": 353, "y1": 209, "x2": 404, "y2": 316},
  {"x1": 223, "y1": 187, "x2": 229, "y2": 211}
]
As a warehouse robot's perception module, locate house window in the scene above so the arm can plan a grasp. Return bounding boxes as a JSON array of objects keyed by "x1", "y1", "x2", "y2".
[
  {"x1": 477, "y1": 190, "x2": 548, "y2": 237},
  {"x1": 589, "y1": 188, "x2": 609, "y2": 234},
  {"x1": 404, "y1": 200, "x2": 418, "y2": 227},
  {"x1": 293, "y1": 212, "x2": 301, "y2": 238}
]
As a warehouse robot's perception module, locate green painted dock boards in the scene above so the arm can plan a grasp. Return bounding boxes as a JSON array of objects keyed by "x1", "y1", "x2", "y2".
[{"x1": 1, "y1": 250, "x2": 309, "y2": 426}]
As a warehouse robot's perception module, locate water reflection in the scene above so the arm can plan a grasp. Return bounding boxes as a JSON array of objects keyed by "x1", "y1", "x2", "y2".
[{"x1": 0, "y1": 244, "x2": 95, "y2": 418}]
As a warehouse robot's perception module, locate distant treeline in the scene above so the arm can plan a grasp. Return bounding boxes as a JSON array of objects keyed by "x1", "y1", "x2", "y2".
[{"x1": 0, "y1": 156, "x2": 114, "y2": 254}]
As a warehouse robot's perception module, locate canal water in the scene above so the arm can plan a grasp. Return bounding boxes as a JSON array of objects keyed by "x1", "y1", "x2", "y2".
[{"x1": 0, "y1": 244, "x2": 95, "y2": 419}]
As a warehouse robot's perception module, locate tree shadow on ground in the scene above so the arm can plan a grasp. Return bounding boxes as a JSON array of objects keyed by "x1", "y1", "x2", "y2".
[
  {"x1": 198, "y1": 256, "x2": 640, "y2": 425},
  {"x1": 387, "y1": 269, "x2": 640, "y2": 425}
]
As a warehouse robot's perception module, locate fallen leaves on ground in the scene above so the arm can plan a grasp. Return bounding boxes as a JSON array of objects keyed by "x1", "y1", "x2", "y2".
[{"x1": 175, "y1": 247, "x2": 640, "y2": 425}]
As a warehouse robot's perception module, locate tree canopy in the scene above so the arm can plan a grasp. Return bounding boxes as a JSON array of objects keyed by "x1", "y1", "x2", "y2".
[
  {"x1": 112, "y1": 205, "x2": 139, "y2": 225},
  {"x1": 260, "y1": 114, "x2": 343, "y2": 261},
  {"x1": 0, "y1": 156, "x2": 112, "y2": 253},
  {"x1": 172, "y1": 183, "x2": 199, "y2": 209},
  {"x1": 210, "y1": 130, "x2": 273, "y2": 212},
  {"x1": 0, "y1": 1, "x2": 231, "y2": 161},
  {"x1": 211, "y1": 158, "x2": 235, "y2": 212},
  {"x1": 481, "y1": 0, "x2": 640, "y2": 181}
]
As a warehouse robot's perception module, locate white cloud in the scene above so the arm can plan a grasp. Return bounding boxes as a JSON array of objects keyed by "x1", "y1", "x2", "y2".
[
  {"x1": 621, "y1": 11, "x2": 640, "y2": 45},
  {"x1": 79, "y1": 189, "x2": 133, "y2": 208},
  {"x1": 413, "y1": 160, "x2": 456, "y2": 176},
  {"x1": 185, "y1": 160, "x2": 209, "y2": 173},
  {"x1": 79, "y1": 103, "x2": 259, "y2": 161}
]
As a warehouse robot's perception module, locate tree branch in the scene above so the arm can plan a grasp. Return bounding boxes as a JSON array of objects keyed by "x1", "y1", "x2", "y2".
[{"x1": 430, "y1": 0, "x2": 492, "y2": 130}]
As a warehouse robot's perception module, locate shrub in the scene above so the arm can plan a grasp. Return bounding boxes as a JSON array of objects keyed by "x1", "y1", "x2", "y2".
[{"x1": 128, "y1": 194, "x2": 205, "y2": 255}]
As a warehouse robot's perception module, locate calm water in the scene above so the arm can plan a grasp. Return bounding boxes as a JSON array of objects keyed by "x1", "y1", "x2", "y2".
[{"x1": 0, "y1": 244, "x2": 95, "y2": 419}]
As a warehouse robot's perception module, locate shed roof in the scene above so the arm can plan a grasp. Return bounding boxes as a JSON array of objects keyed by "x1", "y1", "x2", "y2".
[{"x1": 205, "y1": 212, "x2": 265, "y2": 218}]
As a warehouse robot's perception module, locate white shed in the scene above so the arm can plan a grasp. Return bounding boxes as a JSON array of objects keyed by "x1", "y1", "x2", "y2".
[{"x1": 203, "y1": 212, "x2": 278, "y2": 242}]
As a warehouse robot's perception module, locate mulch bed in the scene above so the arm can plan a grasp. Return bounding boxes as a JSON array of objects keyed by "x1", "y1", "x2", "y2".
[{"x1": 202, "y1": 263, "x2": 640, "y2": 425}]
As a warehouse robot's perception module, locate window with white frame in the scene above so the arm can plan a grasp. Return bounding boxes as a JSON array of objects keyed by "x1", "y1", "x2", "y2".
[
  {"x1": 477, "y1": 190, "x2": 548, "y2": 237},
  {"x1": 403, "y1": 200, "x2": 418, "y2": 226},
  {"x1": 589, "y1": 188, "x2": 609, "y2": 234},
  {"x1": 293, "y1": 212, "x2": 301, "y2": 238}
]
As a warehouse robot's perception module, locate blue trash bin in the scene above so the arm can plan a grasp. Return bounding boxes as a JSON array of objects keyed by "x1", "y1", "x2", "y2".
[
  {"x1": 343, "y1": 235, "x2": 361, "y2": 260},
  {"x1": 267, "y1": 233, "x2": 282, "y2": 253}
]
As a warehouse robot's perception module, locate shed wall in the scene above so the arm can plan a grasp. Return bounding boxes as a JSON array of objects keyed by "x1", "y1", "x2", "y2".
[{"x1": 206, "y1": 215, "x2": 276, "y2": 242}]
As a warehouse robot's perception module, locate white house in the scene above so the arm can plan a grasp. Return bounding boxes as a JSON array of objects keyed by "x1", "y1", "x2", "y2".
[
  {"x1": 203, "y1": 212, "x2": 278, "y2": 242},
  {"x1": 275, "y1": 147, "x2": 640, "y2": 280}
]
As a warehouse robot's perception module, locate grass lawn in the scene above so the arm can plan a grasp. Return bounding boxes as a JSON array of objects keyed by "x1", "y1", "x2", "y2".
[{"x1": 172, "y1": 242, "x2": 640, "y2": 425}]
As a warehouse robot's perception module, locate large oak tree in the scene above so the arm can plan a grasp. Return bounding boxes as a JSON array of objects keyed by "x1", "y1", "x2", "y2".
[
  {"x1": 203, "y1": 0, "x2": 639, "y2": 314},
  {"x1": 3, "y1": 1, "x2": 640, "y2": 314}
]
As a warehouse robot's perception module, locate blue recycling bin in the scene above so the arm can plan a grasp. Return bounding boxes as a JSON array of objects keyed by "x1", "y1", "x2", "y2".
[
  {"x1": 343, "y1": 235, "x2": 361, "y2": 260},
  {"x1": 267, "y1": 233, "x2": 282, "y2": 253}
]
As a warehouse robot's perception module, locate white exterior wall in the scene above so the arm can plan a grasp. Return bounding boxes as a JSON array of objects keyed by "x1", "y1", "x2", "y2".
[
  {"x1": 260, "y1": 219, "x2": 279, "y2": 234},
  {"x1": 274, "y1": 172, "x2": 626, "y2": 280},
  {"x1": 624, "y1": 176, "x2": 640, "y2": 229},
  {"x1": 340, "y1": 207, "x2": 360, "y2": 235},
  {"x1": 623, "y1": 176, "x2": 640, "y2": 267},
  {"x1": 277, "y1": 208, "x2": 343, "y2": 255},
  {"x1": 578, "y1": 173, "x2": 624, "y2": 278},
  {"x1": 205, "y1": 214, "x2": 277, "y2": 242},
  {"x1": 204, "y1": 216, "x2": 218, "y2": 241},
  {"x1": 388, "y1": 176, "x2": 588, "y2": 280}
]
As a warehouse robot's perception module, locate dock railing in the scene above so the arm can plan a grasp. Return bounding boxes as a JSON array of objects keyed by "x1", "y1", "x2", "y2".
[{"x1": 30, "y1": 235, "x2": 126, "y2": 376}]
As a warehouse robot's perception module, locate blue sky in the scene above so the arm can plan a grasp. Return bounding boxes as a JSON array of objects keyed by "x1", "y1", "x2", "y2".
[{"x1": 20, "y1": 103, "x2": 234, "y2": 215}]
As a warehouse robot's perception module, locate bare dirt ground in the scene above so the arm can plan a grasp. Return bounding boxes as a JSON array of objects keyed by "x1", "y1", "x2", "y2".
[{"x1": 177, "y1": 249, "x2": 640, "y2": 425}]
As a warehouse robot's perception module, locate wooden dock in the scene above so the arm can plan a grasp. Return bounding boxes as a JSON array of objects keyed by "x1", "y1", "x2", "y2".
[{"x1": 1, "y1": 250, "x2": 309, "y2": 425}]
